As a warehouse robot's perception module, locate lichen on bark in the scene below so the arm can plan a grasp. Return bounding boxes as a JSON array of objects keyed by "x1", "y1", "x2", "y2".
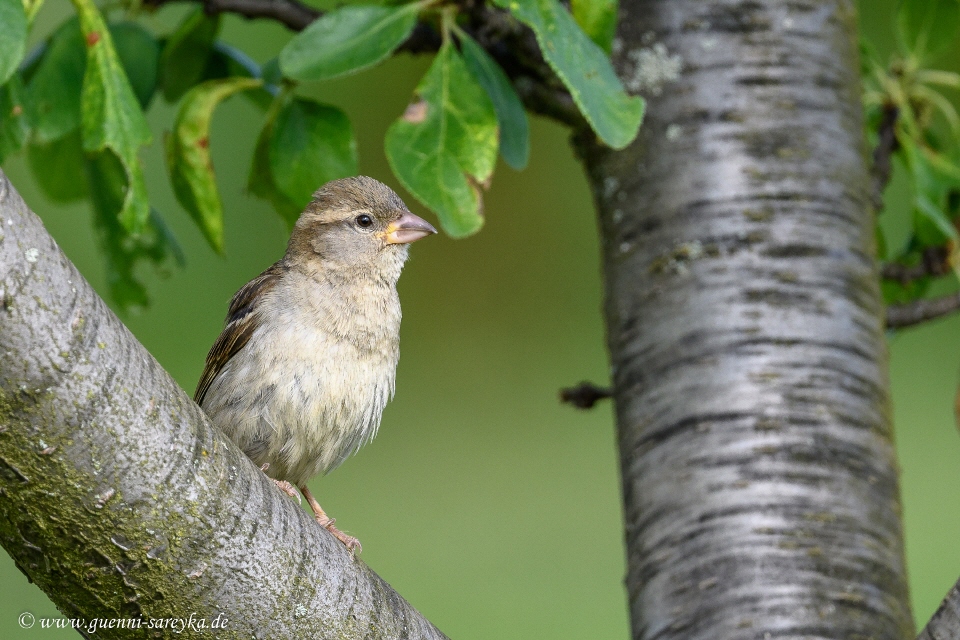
[
  {"x1": 0, "y1": 171, "x2": 448, "y2": 639},
  {"x1": 574, "y1": 1, "x2": 913, "y2": 639}
]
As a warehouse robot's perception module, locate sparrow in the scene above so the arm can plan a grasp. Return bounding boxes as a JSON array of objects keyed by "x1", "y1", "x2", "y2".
[{"x1": 194, "y1": 176, "x2": 436, "y2": 552}]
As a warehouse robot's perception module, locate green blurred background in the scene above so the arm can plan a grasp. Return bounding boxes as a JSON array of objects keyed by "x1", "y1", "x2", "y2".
[{"x1": 1, "y1": 1, "x2": 959, "y2": 637}]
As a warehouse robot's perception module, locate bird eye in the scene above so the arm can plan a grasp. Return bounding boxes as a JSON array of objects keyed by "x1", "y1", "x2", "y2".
[{"x1": 355, "y1": 214, "x2": 373, "y2": 228}]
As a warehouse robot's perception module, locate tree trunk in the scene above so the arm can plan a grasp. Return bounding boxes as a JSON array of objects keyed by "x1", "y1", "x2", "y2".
[
  {"x1": 574, "y1": 1, "x2": 914, "y2": 638},
  {"x1": 0, "y1": 171, "x2": 447, "y2": 639}
]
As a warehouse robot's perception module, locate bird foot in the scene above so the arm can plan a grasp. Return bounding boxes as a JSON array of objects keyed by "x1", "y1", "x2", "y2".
[
  {"x1": 265, "y1": 474, "x2": 301, "y2": 504},
  {"x1": 316, "y1": 516, "x2": 362, "y2": 554},
  {"x1": 273, "y1": 480, "x2": 301, "y2": 501}
]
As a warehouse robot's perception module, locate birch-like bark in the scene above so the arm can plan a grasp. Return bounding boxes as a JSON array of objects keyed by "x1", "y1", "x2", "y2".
[
  {"x1": 919, "y1": 582, "x2": 960, "y2": 640},
  {"x1": 0, "y1": 170, "x2": 447, "y2": 639},
  {"x1": 574, "y1": 1, "x2": 913, "y2": 638}
]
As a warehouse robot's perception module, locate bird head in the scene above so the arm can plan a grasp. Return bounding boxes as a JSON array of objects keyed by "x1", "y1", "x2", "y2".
[{"x1": 286, "y1": 176, "x2": 436, "y2": 282}]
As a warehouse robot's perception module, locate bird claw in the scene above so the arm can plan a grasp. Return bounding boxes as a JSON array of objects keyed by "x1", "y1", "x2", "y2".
[
  {"x1": 316, "y1": 515, "x2": 362, "y2": 554},
  {"x1": 272, "y1": 479, "x2": 302, "y2": 503}
]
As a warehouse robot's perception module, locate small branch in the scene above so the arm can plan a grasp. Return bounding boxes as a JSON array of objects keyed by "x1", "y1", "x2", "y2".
[
  {"x1": 144, "y1": 0, "x2": 320, "y2": 30},
  {"x1": 871, "y1": 103, "x2": 899, "y2": 213},
  {"x1": 514, "y1": 75, "x2": 583, "y2": 128},
  {"x1": 881, "y1": 245, "x2": 951, "y2": 284},
  {"x1": 143, "y1": 0, "x2": 586, "y2": 129},
  {"x1": 559, "y1": 382, "x2": 612, "y2": 409},
  {"x1": 886, "y1": 291, "x2": 960, "y2": 328},
  {"x1": 918, "y1": 581, "x2": 960, "y2": 640}
]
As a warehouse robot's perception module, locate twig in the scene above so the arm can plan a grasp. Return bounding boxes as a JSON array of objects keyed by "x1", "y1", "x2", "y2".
[
  {"x1": 559, "y1": 382, "x2": 612, "y2": 409},
  {"x1": 144, "y1": 0, "x2": 320, "y2": 30},
  {"x1": 142, "y1": 0, "x2": 586, "y2": 129},
  {"x1": 886, "y1": 291, "x2": 960, "y2": 328},
  {"x1": 881, "y1": 245, "x2": 951, "y2": 284},
  {"x1": 871, "y1": 103, "x2": 899, "y2": 213}
]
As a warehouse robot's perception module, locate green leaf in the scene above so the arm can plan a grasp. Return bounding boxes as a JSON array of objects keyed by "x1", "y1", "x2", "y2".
[
  {"x1": 492, "y1": 0, "x2": 643, "y2": 148},
  {"x1": 385, "y1": 42, "x2": 498, "y2": 238},
  {"x1": 0, "y1": 76, "x2": 28, "y2": 163},
  {"x1": 23, "y1": 0, "x2": 44, "y2": 24},
  {"x1": 914, "y1": 193, "x2": 958, "y2": 243},
  {"x1": 200, "y1": 44, "x2": 276, "y2": 110},
  {"x1": 279, "y1": 4, "x2": 420, "y2": 82},
  {"x1": 165, "y1": 77, "x2": 262, "y2": 254},
  {"x1": 0, "y1": 0, "x2": 26, "y2": 86},
  {"x1": 458, "y1": 31, "x2": 529, "y2": 170},
  {"x1": 27, "y1": 130, "x2": 89, "y2": 202},
  {"x1": 159, "y1": 7, "x2": 221, "y2": 102},
  {"x1": 260, "y1": 57, "x2": 282, "y2": 86},
  {"x1": 204, "y1": 42, "x2": 261, "y2": 82},
  {"x1": 248, "y1": 95, "x2": 302, "y2": 226},
  {"x1": 25, "y1": 17, "x2": 85, "y2": 144},
  {"x1": 900, "y1": 137, "x2": 960, "y2": 244},
  {"x1": 73, "y1": 0, "x2": 153, "y2": 233},
  {"x1": 269, "y1": 97, "x2": 358, "y2": 211},
  {"x1": 898, "y1": 0, "x2": 960, "y2": 59},
  {"x1": 571, "y1": 0, "x2": 617, "y2": 53},
  {"x1": 25, "y1": 18, "x2": 159, "y2": 143},
  {"x1": 86, "y1": 150, "x2": 183, "y2": 310},
  {"x1": 110, "y1": 22, "x2": 160, "y2": 109},
  {"x1": 192, "y1": 43, "x2": 276, "y2": 110},
  {"x1": 22, "y1": 0, "x2": 43, "y2": 24},
  {"x1": 881, "y1": 267, "x2": 932, "y2": 305}
]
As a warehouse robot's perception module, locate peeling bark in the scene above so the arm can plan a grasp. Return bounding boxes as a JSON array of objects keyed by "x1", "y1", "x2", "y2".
[
  {"x1": 0, "y1": 170, "x2": 447, "y2": 639},
  {"x1": 574, "y1": 1, "x2": 913, "y2": 638}
]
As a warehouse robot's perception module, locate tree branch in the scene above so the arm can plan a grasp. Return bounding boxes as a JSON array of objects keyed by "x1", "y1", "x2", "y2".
[
  {"x1": 918, "y1": 581, "x2": 960, "y2": 640},
  {"x1": 143, "y1": 0, "x2": 587, "y2": 128},
  {"x1": 871, "y1": 103, "x2": 899, "y2": 213},
  {"x1": 145, "y1": 0, "x2": 320, "y2": 30},
  {"x1": 559, "y1": 382, "x2": 611, "y2": 409},
  {"x1": 881, "y1": 245, "x2": 951, "y2": 284},
  {"x1": 0, "y1": 170, "x2": 448, "y2": 639},
  {"x1": 886, "y1": 291, "x2": 960, "y2": 328}
]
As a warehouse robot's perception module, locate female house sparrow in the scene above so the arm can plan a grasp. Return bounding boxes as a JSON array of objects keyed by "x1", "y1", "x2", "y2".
[{"x1": 194, "y1": 176, "x2": 436, "y2": 552}]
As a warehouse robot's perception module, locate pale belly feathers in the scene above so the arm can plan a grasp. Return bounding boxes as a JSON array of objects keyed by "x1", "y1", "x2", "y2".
[{"x1": 201, "y1": 276, "x2": 400, "y2": 486}]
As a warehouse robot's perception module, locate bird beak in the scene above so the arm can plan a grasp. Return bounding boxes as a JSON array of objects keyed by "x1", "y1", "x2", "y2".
[{"x1": 383, "y1": 211, "x2": 438, "y2": 244}]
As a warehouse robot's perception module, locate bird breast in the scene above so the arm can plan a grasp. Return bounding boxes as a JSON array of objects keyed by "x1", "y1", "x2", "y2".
[{"x1": 203, "y1": 272, "x2": 402, "y2": 486}]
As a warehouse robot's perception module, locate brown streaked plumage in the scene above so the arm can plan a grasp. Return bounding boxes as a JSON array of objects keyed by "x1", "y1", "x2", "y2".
[
  {"x1": 194, "y1": 262, "x2": 287, "y2": 407},
  {"x1": 195, "y1": 176, "x2": 436, "y2": 553}
]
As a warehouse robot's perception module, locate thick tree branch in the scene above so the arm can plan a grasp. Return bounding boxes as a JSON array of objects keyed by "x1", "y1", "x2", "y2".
[
  {"x1": 576, "y1": 1, "x2": 913, "y2": 638},
  {"x1": 143, "y1": 0, "x2": 586, "y2": 128},
  {"x1": 881, "y1": 245, "x2": 951, "y2": 284},
  {"x1": 886, "y1": 291, "x2": 960, "y2": 328},
  {"x1": 0, "y1": 170, "x2": 447, "y2": 639}
]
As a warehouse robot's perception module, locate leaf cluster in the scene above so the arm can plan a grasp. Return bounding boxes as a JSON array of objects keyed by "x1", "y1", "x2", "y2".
[
  {"x1": 864, "y1": 0, "x2": 960, "y2": 305},
  {"x1": 0, "y1": 0, "x2": 643, "y2": 306}
]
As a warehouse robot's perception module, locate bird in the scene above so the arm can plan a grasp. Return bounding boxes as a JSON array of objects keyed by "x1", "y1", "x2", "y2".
[{"x1": 194, "y1": 176, "x2": 436, "y2": 552}]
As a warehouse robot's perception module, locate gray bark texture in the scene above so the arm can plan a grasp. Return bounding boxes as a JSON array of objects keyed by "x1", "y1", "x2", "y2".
[
  {"x1": 574, "y1": 1, "x2": 914, "y2": 639},
  {"x1": 0, "y1": 170, "x2": 447, "y2": 639},
  {"x1": 919, "y1": 582, "x2": 960, "y2": 640}
]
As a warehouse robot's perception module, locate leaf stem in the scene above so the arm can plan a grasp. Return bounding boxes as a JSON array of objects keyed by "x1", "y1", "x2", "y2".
[{"x1": 440, "y1": 6, "x2": 456, "y2": 45}]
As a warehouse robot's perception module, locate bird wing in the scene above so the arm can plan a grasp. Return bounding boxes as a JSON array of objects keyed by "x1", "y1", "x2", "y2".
[{"x1": 194, "y1": 261, "x2": 289, "y2": 406}]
